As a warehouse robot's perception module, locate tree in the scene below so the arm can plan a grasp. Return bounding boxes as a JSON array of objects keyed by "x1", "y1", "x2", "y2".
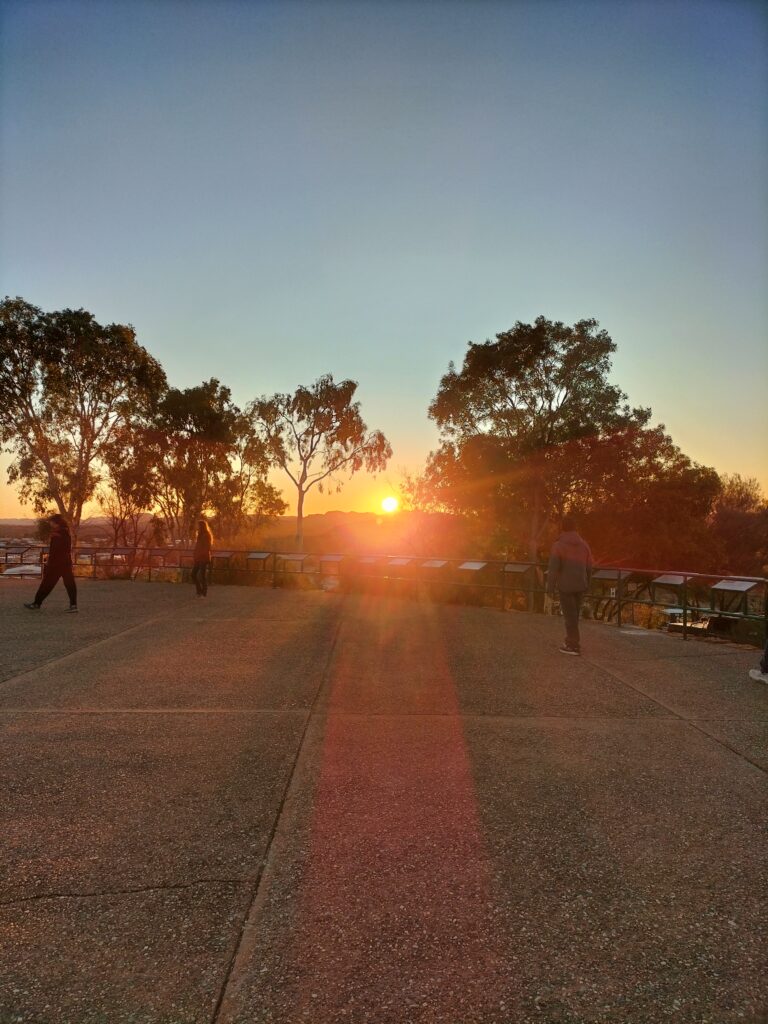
[
  {"x1": 559, "y1": 425, "x2": 722, "y2": 569},
  {"x1": 428, "y1": 317, "x2": 647, "y2": 558},
  {"x1": 253, "y1": 375, "x2": 392, "y2": 548},
  {"x1": 212, "y1": 407, "x2": 287, "y2": 538},
  {"x1": 709, "y1": 475, "x2": 768, "y2": 576},
  {"x1": 98, "y1": 424, "x2": 157, "y2": 549},
  {"x1": 144, "y1": 379, "x2": 242, "y2": 543},
  {"x1": 143, "y1": 379, "x2": 285, "y2": 543},
  {"x1": 402, "y1": 435, "x2": 530, "y2": 556},
  {"x1": 0, "y1": 297, "x2": 166, "y2": 536}
]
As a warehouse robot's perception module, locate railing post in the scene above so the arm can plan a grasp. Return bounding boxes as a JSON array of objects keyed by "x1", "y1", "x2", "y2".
[
  {"x1": 616, "y1": 570, "x2": 623, "y2": 629},
  {"x1": 682, "y1": 575, "x2": 688, "y2": 641},
  {"x1": 500, "y1": 561, "x2": 506, "y2": 612}
]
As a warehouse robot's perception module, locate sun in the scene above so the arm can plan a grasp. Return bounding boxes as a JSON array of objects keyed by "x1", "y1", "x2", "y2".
[{"x1": 381, "y1": 495, "x2": 399, "y2": 514}]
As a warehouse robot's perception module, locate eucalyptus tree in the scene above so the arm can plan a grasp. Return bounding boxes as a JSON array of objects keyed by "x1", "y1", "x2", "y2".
[
  {"x1": 253, "y1": 374, "x2": 391, "y2": 548},
  {"x1": 144, "y1": 379, "x2": 241, "y2": 543},
  {"x1": 420, "y1": 316, "x2": 727, "y2": 565},
  {"x1": 98, "y1": 424, "x2": 158, "y2": 548},
  {"x1": 144, "y1": 378, "x2": 284, "y2": 542},
  {"x1": 0, "y1": 297, "x2": 166, "y2": 536},
  {"x1": 427, "y1": 317, "x2": 649, "y2": 559},
  {"x1": 213, "y1": 408, "x2": 287, "y2": 538},
  {"x1": 708, "y1": 474, "x2": 768, "y2": 576}
]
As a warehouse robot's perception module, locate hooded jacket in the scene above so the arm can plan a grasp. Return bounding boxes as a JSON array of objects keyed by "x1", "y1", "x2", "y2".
[
  {"x1": 547, "y1": 531, "x2": 593, "y2": 594},
  {"x1": 46, "y1": 525, "x2": 73, "y2": 571}
]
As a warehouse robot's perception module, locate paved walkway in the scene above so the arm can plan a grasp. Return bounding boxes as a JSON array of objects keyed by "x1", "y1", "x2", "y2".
[{"x1": 0, "y1": 579, "x2": 766, "y2": 1024}]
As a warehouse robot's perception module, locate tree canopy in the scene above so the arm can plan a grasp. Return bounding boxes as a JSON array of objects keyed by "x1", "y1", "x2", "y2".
[
  {"x1": 2, "y1": 296, "x2": 763, "y2": 574},
  {"x1": 430, "y1": 316, "x2": 638, "y2": 448},
  {"x1": 145, "y1": 379, "x2": 285, "y2": 543},
  {"x1": 425, "y1": 317, "x2": 652, "y2": 557},
  {"x1": 414, "y1": 316, "x2": 734, "y2": 568},
  {"x1": 253, "y1": 375, "x2": 391, "y2": 547},
  {"x1": 0, "y1": 297, "x2": 166, "y2": 535},
  {"x1": 708, "y1": 475, "x2": 768, "y2": 576}
]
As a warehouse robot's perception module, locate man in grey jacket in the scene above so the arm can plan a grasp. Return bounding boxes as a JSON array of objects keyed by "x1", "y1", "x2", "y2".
[{"x1": 546, "y1": 515, "x2": 593, "y2": 655}]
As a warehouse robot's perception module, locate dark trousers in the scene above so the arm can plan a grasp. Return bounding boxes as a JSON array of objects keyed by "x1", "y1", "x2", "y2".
[
  {"x1": 559, "y1": 590, "x2": 584, "y2": 651},
  {"x1": 191, "y1": 561, "x2": 209, "y2": 595},
  {"x1": 35, "y1": 566, "x2": 77, "y2": 606},
  {"x1": 761, "y1": 638, "x2": 768, "y2": 674}
]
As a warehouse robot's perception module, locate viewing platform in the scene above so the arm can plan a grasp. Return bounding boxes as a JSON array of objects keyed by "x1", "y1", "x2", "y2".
[{"x1": 1, "y1": 579, "x2": 765, "y2": 1023}]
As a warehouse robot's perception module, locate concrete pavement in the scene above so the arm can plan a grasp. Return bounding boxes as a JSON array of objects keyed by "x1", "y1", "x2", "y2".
[{"x1": 0, "y1": 578, "x2": 765, "y2": 1023}]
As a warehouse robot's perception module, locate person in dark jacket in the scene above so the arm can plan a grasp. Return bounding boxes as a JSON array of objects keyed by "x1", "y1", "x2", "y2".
[
  {"x1": 24, "y1": 514, "x2": 78, "y2": 612},
  {"x1": 546, "y1": 514, "x2": 593, "y2": 655},
  {"x1": 191, "y1": 519, "x2": 213, "y2": 597}
]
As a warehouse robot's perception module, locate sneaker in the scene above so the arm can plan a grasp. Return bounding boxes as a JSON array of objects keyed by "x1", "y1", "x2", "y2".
[
  {"x1": 559, "y1": 645, "x2": 580, "y2": 656},
  {"x1": 24, "y1": 602, "x2": 41, "y2": 610},
  {"x1": 67, "y1": 605, "x2": 78, "y2": 613},
  {"x1": 748, "y1": 668, "x2": 768, "y2": 684}
]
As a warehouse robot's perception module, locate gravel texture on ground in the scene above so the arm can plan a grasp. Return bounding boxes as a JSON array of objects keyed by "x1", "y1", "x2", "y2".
[
  {"x1": 1, "y1": 581, "x2": 765, "y2": 1023},
  {"x1": 0, "y1": 882, "x2": 249, "y2": 1023}
]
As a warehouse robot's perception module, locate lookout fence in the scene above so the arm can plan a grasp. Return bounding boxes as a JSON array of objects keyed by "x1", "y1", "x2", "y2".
[{"x1": 2, "y1": 544, "x2": 765, "y2": 645}]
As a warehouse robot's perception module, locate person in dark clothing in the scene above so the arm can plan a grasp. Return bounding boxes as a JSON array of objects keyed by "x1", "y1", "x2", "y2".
[
  {"x1": 191, "y1": 519, "x2": 213, "y2": 597},
  {"x1": 546, "y1": 515, "x2": 593, "y2": 655},
  {"x1": 748, "y1": 638, "x2": 768, "y2": 684},
  {"x1": 24, "y1": 514, "x2": 78, "y2": 612}
]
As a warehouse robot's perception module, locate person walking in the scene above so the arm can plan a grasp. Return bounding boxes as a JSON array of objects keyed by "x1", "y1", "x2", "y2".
[
  {"x1": 191, "y1": 519, "x2": 213, "y2": 597},
  {"x1": 748, "y1": 638, "x2": 768, "y2": 684},
  {"x1": 546, "y1": 514, "x2": 593, "y2": 655},
  {"x1": 24, "y1": 514, "x2": 78, "y2": 612}
]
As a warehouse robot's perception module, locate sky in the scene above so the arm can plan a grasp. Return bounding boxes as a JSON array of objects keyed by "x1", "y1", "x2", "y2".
[{"x1": 1, "y1": 0, "x2": 767, "y2": 519}]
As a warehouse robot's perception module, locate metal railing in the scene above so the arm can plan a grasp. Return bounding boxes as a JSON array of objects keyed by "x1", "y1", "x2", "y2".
[
  {"x1": 0, "y1": 544, "x2": 37, "y2": 567},
  {"x1": 2, "y1": 545, "x2": 765, "y2": 644}
]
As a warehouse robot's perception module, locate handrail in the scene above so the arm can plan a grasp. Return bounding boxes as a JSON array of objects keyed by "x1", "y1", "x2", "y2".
[
  {"x1": 5, "y1": 545, "x2": 764, "y2": 642},
  {"x1": 590, "y1": 566, "x2": 766, "y2": 584},
  {"x1": 61, "y1": 546, "x2": 768, "y2": 585}
]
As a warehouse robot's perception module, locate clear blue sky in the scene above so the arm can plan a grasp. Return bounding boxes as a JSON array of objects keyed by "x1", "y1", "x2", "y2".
[{"x1": 1, "y1": 0, "x2": 766, "y2": 516}]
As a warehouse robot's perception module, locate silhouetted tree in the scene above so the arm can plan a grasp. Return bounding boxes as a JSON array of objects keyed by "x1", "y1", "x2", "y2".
[
  {"x1": 144, "y1": 379, "x2": 284, "y2": 542},
  {"x1": 0, "y1": 297, "x2": 166, "y2": 537},
  {"x1": 98, "y1": 425, "x2": 157, "y2": 548},
  {"x1": 418, "y1": 316, "x2": 732, "y2": 568},
  {"x1": 709, "y1": 475, "x2": 768, "y2": 576},
  {"x1": 253, "y1": 375, "x2": 391, "y2": 548},
  {"x1": 212, "y1": 407, "x2": 287, "y2": 538},
  {"x1": 427, "y1": 317, "x2": 649, "y2": 558},
  {"x1": 562, "y1": 425, "x2": 722, "y2": 568},
  {"x1": 145, "y1": 379, "x2": 241, "y2": 542}
]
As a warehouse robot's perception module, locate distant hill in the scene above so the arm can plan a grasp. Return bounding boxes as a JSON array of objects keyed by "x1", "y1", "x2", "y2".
[
  {"x1": 260, "y1": 510, "x2": 478, "y2": 558},
  {"x1": 0, "y1": 510, "x2": 481, "y2": 558}
]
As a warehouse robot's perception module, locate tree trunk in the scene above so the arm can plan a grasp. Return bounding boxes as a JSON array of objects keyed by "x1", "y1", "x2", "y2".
[
  {"x1": 72, "y1": 507, "x2": 83, "y2": 542},
  {"x1": 528, "y1": 482, "x2": 541, "y2": 563},
  {"x1": 295, "y1": 487, "x2": 305, "y2": 552}
]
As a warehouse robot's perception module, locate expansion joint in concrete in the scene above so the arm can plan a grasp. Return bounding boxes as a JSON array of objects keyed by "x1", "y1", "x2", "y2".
[
  {"x1": 209, "y1": 605, "x2": 345, "y2": 1024},
  {"x1": 577, "y1": 654, "x2": 768, "y2": 777},
  {"x1": 0, "y1": 615, "x2": 166, "y2": 690}
]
